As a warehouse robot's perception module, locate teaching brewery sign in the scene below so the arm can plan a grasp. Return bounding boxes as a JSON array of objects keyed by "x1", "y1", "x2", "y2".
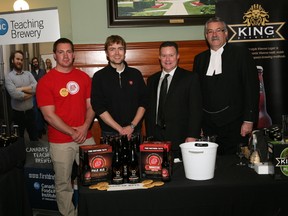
[{"x1": 0, "y1": 7, "x2": 60, "y2": 45}]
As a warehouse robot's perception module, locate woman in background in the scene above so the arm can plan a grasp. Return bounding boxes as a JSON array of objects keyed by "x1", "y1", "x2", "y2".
[{"x1": 45, "y1": 58, "x2": 53, "y2": 73}]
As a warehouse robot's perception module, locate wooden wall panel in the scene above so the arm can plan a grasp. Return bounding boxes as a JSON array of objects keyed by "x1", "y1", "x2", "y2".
[{"x1": 74, "y1": 40, "x2": 208, "y2": 79}]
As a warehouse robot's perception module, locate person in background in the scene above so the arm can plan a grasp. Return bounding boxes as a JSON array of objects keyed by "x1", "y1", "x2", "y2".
[
  {"x1": 31, "y1": 56, "x2": 47, "y2": 138},
  {"x1": 192, "y1": 17, "x2": 259, "y2": 155},
  {"x1": 145, "y1": 41, "x2": 202, "y2": 159},
  {"x1": 5, "y1": 50, "x2": 38, "y2": 141},
  {"x1": 45, "y1": 58, "x2": 53, "y2": 73},
  {"x1": 36, "y1": 38, "x2": 95, "y2": 216},
  {"x1": 31, "y1": 57, "x2": 46, "y2": 80},
  {"x1": 91, "y1": 35, "x2": 148, "y2": 140}
]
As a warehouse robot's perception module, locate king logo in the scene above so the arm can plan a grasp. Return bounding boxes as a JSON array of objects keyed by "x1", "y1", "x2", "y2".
[{"x1": 228, "y1": 4, "x2": 285, "y2": 43}]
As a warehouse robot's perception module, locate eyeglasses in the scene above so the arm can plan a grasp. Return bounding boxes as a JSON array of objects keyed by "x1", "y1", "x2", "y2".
[{"x1": 206, "y1": 28, "x2": 226, "y2": 34}]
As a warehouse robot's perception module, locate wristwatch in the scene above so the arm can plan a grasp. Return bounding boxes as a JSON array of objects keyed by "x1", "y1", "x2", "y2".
[{"x1": 130, "y1": 123, "x2": 136, "y2": 129}]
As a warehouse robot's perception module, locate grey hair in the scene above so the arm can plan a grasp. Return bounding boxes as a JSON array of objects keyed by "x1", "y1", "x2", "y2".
[{"x1": 204, "y1": 17, "x2": 228, "y2": 34}]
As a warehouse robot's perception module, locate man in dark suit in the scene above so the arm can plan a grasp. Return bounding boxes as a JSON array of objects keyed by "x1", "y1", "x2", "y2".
[
  {"x1": 145, "y1": 41, "x2": 202, "y2": 158},
  {"x1": 31, "y1": 57, "x2": 46, "y2": 81},
  {"x1": 193, "y1": 17, "x2": 259, "y2": 155},
  {"x1": 31, "y1": 57, "x2": 47, "y2": 138}
]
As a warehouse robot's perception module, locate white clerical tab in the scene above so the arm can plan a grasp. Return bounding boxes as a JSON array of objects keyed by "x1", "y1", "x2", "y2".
[{"x1": 206, "y1": 47, "x2": 224, "y2": 76}]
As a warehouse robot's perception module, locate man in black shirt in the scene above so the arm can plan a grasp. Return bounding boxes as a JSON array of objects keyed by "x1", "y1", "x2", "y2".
[{"x1": 91, "y1": 35, "x2": 148, "y2": 140}]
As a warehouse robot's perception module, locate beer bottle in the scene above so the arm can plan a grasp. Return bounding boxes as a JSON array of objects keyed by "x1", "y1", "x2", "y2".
[
  {"x1": 0, "y1": 125, "x2": 9, "y2": 148},
  {"x1": 128, "y1": 143, "x2": 140, "y2": 183},
  {"x1": 249, "y1": 132, "x2": 261, "y2": 166},
  {"x1": 257, "y1": 66, "x2": 272, "y2": 129},
  {"x1": 131, "y1": 134, "x2": 141, "y2": 152},
  {"x1": 104, "y1": 135, "x2": 112, "y2": 146},
  {"x1": 121, "y1": 135, "x2": 129, "y2": 182},
  {"x1": 0, "y1": 125, "x2": 4, "y2": 148},
  {"x1": 10, "y1": 124, "x2": 19, "y2": 143},
  {"x1": 161, "y1": 148, "x2": 171, "y2": 182},
  {"x1": 111, "y1": 142, "x2": 124, "y2": 184},
  {"x1": 100, "y1": 136, "x2": 104, "y2": 144},
  {"x1": 82, "y1": 151, "x2": 91, "y2": 184}
]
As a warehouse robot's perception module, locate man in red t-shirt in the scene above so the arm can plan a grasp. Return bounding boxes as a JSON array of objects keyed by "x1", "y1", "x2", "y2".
[{"x1": 36, "y1": 38, "x2": 95, "y2": 216}]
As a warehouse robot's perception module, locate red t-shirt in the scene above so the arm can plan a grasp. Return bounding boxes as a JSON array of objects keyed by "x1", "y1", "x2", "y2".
[{"x1": 36, "y1": 68, "x2": 92, "y2": 143}]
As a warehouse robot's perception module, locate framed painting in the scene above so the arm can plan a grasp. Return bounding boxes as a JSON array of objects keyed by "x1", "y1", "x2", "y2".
[{"x1": 107, "y1": 0, "x2": 216, "y2": 27}]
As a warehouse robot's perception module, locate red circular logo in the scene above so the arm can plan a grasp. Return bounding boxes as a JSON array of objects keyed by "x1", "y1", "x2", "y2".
[
  {"x1": 162, "y1": 168, "x2": 168, "y2": 177},
  {"x1": 148, "y1": 154, "x2": 161, "y2": 166},
  {"x1": 91, "y1": 156, "x2": 105, "y2": 168}
]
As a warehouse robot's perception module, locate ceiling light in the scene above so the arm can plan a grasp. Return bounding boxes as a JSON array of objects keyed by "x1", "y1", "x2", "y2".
[{"x1": 13, "y1": 0, "x2": 30, "y2": 11}]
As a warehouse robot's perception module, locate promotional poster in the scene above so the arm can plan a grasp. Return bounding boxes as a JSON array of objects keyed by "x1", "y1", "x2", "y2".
[{"x1": 216, "y1": 0, "x2": 288, "y2": 127}]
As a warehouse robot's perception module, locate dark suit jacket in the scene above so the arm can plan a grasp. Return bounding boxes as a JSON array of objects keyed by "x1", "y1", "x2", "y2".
[
  {"x1": 31, "y1": 68, "x2": 46, "y2": 82},
  {"x1": 193, "y1": 43, "x2": 259, "y2": 127},
  {"x1": 145, "y1": 67, "x2": 202, "y2": 154}
]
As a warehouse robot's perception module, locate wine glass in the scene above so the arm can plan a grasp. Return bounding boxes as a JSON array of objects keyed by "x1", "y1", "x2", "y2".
[{"x1": 236, "y1": 143, "x2": 246, "y2": 166}]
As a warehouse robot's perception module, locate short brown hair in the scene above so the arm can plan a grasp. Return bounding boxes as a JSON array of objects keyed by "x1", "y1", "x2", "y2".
[
  {"x1": 159, "y1": 41, "x2": 179, "y2": 54},
  {"x1": 104, "y1": 35, "x2": 126, "y2": 52},
  {"x1": 53, "y1": 38, "x2": 74, "y2": 53},
  {"x1": 9, "y1": 50, "x2": 24, "y2": 71}
]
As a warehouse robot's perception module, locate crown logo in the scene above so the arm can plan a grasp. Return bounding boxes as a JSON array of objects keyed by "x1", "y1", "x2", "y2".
[{"x1": 243, "y1": 4, "x2": 269, "y2": 26}]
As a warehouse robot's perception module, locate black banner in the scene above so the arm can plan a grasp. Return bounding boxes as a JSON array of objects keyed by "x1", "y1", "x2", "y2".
[{"x1": 216, "y1": 0, "x2": 288, "y2": 127}]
